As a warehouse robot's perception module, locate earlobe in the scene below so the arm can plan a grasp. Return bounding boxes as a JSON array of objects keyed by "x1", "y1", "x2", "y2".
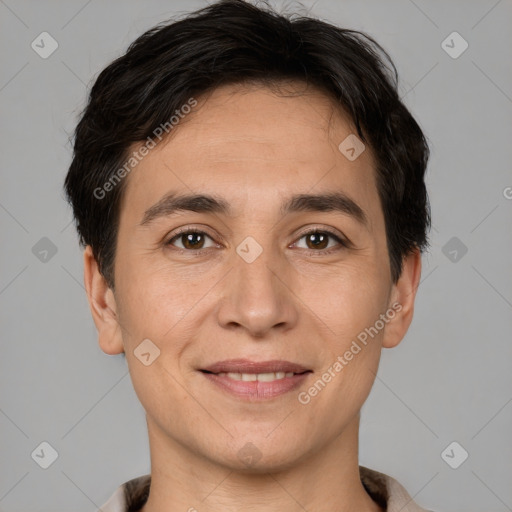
[
  {"x1": 382, "y1": 248, "x2": 422, "y2": 349},
  {"x1": 83, "y1": 246, "x2": 125, "y2": 355}
]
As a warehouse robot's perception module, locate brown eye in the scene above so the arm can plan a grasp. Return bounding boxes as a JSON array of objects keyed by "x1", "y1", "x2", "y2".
[
  {"x1": 294, "y1": 229, "x2": 348, "y2": 253},
  {"x1": 166, "y1": 230, "x2": 215, "y2": 250},
  {"x1": 305, "y1": 232, "x2": 329, "y2": 250}
]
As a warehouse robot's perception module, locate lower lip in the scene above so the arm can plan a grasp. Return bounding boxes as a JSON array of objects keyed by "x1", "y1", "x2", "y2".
[{"x1": 200, "y1": 372, "x2": 311, "y2": 400}]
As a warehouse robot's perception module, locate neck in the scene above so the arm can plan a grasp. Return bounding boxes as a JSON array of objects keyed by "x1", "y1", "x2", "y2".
[{"x1": 140, "y1": 415, "x2": 382, "y2": 512}]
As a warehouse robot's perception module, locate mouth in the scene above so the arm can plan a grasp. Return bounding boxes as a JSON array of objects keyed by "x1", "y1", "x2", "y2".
[
  {"x1": 200, "y1": 358, "x2": 311, "y2": 374},
  {"x1": 201, "y1": 370, "x2": 306, "y2": 381},
  {"x1": 199, "y1": 359, "x2": 312, "y2": 400}
]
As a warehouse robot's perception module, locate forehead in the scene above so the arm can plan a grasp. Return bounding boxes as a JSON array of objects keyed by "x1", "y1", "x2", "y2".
[
  {"x1": 166, "y1": 82, "x2": 355, "y2": 161},
  {"x1": 120, "y1": 81, "x2": 378, "y2": 223}
]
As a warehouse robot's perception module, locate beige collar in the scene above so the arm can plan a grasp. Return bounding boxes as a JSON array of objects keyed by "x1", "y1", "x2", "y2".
[{"x1": 100, "y1": 466, "x2": 433, "y2": 512}]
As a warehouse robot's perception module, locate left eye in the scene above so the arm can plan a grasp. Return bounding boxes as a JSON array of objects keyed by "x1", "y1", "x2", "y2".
[{"x1": 293, "y1": 230, "x2": 347, "y2": 252}]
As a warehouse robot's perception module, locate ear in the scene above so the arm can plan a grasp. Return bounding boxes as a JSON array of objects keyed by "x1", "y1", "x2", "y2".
[
  {"x1": 382, "y1": 247, "x2": 422, "y2": 349},
  {"x1": 83, "y1": 245, "x2": 124, "y2": 355}
]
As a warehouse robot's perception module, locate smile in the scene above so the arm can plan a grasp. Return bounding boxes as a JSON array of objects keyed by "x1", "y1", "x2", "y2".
[
  {"x1": 214, "y1": 371, "x2": 296, "y2": 381},
  {"x1": 199, "y1": 359, "x2": 312, "y2": 400}
]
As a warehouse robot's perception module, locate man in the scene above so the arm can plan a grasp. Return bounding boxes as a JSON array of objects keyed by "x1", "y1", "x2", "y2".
[{"x1": 64, "y1": 1, "x2": 434, "y2": 510}]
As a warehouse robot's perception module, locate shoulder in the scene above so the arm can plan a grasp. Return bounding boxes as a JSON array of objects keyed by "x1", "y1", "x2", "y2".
[
  {"x1": 360, "y1": 466, "x2": 436, "y2": 512},
  {"x1": 98, "y1": 474, "x2": 151, "y2": 512}
]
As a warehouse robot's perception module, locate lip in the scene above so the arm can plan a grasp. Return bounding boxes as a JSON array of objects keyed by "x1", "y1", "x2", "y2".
[
  {"x1": 201, "y1": 371, "x2": 311, "y2": 401},
  {"x1": 200, "y1": 358, "x2": 311, "y2": 374},
  {"x1": 199, "y1": 359, "x2": 312, "y2": 401}
]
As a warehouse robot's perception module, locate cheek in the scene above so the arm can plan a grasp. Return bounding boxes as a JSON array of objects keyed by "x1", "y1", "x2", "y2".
[
  {"x1": 115, "y1": 270, "x2": 199, "y2": 420},
  {"x1": 114, "y1": 264, "x2": 213, "y2": 399},
  {"x1": 295, "y1": 263, "x2": 389, "y2": 410},
  {"x1": 297, "y1": 263, "x2": 389, "y2": 342},
  {"x1": 115, "y1": 262, "x2": 199, "y2": 337}
]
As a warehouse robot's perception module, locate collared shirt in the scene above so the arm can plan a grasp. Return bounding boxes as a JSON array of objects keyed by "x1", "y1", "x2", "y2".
[{"x1": 98, "y1": 466, "x2": 434, "y2": 512}]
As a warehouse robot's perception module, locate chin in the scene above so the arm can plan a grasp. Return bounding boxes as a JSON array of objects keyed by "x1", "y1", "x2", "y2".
[{"x1": 208, "y1": 436, "x2": 311, "y2": 474}]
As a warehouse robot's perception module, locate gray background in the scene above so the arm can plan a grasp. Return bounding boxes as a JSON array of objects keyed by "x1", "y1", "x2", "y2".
[{"x1": 1, "y1": 0, "x2": 511, "y2": 511}]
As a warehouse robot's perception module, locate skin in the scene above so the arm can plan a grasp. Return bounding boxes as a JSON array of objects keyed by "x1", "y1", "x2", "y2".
[{"x1": 84, "y1": 81, "x2": 421, "y2": 512}]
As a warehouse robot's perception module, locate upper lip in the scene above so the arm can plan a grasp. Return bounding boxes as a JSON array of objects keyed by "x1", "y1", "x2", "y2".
[{"x1": 200, "y1": 359, "x2": 311, "y2": 374}]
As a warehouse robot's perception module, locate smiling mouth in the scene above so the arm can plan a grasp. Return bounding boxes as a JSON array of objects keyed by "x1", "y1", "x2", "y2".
[
  {"x1": 200, "y1": 358, "x2": 311, "y2": 374},
  {"x1": 198, "y1": 359, "x2": 313, "y2": 400},
  {"x1": 200, "y1": 370, "x2": 311, "y2": 382}
]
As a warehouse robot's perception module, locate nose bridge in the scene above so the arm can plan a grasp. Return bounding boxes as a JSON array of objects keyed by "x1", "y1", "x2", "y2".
[
  {"x1": 236, "y1": 237, "x2": 279, "y2": 299},
  {"x1": 216, "y1": 234, "x2": 297, "y2": 336},
  {"x1": 234, "y1": 235, "x2": 282, "y2": 310}
]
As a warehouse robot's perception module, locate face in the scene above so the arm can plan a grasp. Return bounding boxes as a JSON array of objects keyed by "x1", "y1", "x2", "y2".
[{"x1": 86, "y1": 81, "x2": 420, "y2": 472}]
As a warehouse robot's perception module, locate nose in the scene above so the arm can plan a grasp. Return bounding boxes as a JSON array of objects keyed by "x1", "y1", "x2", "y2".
[{"x1": 215, "y1": 244, "x2": 299, "y2": 338}]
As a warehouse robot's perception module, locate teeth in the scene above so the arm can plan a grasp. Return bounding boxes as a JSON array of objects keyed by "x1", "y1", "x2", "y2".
[
  {"x1": 217, "y1": 371, "x2": 296, "y2": 381},
  {"x1": 258, "y1": 372, "x2": 278, "y2": 382}
]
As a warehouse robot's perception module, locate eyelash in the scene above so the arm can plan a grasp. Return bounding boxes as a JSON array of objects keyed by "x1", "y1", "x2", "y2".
[{"x1": 164, "y1": 227, "x2": 350, "y2": 255}]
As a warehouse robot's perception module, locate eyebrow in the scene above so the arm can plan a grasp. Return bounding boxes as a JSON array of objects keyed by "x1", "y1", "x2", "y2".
[{"x1": 140, "y1": 191, "x2": 369, "y2": 229}]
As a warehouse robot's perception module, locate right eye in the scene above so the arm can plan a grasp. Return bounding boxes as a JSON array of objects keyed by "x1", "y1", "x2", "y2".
[{"x1": 165, "y1": 229, "x2": 218, "y2": 251}]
